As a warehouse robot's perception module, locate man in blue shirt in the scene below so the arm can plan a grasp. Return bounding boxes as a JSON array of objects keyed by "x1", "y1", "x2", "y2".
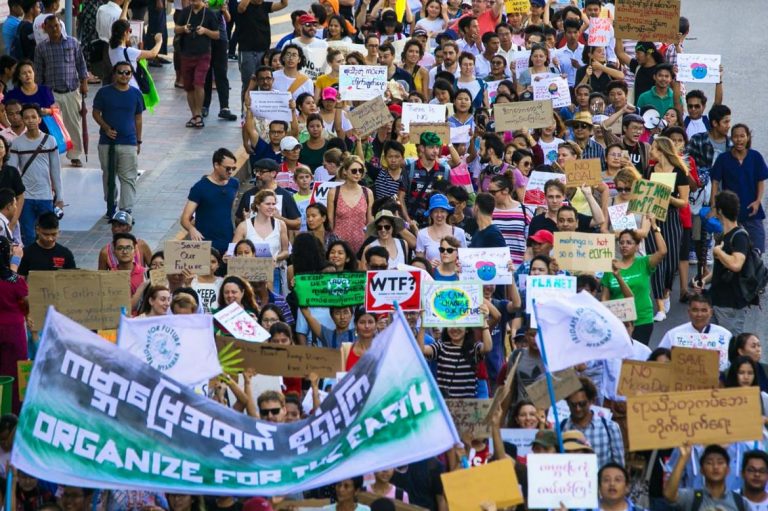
[
  {"x1": 92, "y1": 60, "x2": 145, "y2": 218},
  {"x1": 180, "y1": 147, "x2": 239, "y2": 254},
  {"x1": 469, "y1": 192, "x2": 506, "y2": 248}
]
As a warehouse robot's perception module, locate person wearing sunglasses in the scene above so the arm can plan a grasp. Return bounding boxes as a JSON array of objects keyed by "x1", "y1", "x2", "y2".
[
  {"x1": 256, "y1": 390, "x2": 286, "y2": 424},
  {"x1": 93, "y1": 61, "x2": 145, "y2": 219},
  {"x1": 433, "y1": 235, "x2": 461, "y2": 281},
  {"x1": 362, "y1": 209, "x2": 408, "y2": 269},
  {"x1": 327, "y1": 156, "x2": 374, "y2": 254}
]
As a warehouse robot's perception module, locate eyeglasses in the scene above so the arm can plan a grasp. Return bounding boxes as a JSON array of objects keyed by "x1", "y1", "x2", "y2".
[
  {"x1": 284, "y1": 53, "x2": 300, "y2": 59},
  {"x1": 686, "y1": 103, "x2": 702, "y2": 109},
  {"x1": 115, "y1": 70, "x2": 132, "y2": 76},
  {"x1": 438, "y1": 247, "x2": 456, "y2": 254},
  {"x1": 746, "y1": 467, "x2": 768, "y2": 475},
  {"x1": 260, "y1": 408, "x2": 282, "y2": 417},
  {"x1": 567, "y1": 400, "x2": 590, "y2": 409},
  {"x1": 488, "y1": 188, "x2": 503, "y2": 194},
  {"x1": 615, "y1": 187, "x2": 632, "y2": 193},
  {"x1": 257, "y1": 75, "x2": 274, "y2": 81},
  {"x1": 348, "y1": 167, "x2": 364, "y2": 175},
  {"x1": 572, "y1": 123, "x2": 591, "y2": 130},
  {"x1": 377, "y1": 224, "x2": 392, "y2": 231},
  {"x1": 115, "y1": 245, "x2": 134, "y2": 252},
  {"x1": 222, "y1": 165, "x2": 237, "y2": 172},
  {"x1": 607, "y1": 152, "x2": 623, "y2": 158}
]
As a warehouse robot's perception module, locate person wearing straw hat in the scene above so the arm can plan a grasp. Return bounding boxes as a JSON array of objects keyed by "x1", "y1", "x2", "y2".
[{"x1": 361, "y1": 210, "x2": 408, "y2": 269}]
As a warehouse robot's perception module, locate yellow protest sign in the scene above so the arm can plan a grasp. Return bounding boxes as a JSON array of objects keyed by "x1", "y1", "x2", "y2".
[
  {"x1": 627, "y1": 179, "x2": 671, "y2": 221},
  {"x1": 441, "y1": 459, "x2": 524, "y2": 511},
  {"x1": 627, "y1": 387, "x2": 763, "y2": 451},
  {"x1": 553, "y1": 232, "x2": 614, "y2": 273},
  {"x1": 505, "y1": 0, "x2": 530, "y2": 15}
]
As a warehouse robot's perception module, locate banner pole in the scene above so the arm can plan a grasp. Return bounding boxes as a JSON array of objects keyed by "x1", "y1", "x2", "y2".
[
  {"x1": 5, "y1": 466, "x2": 12, "y2": 511},
  {"x1": 531, "y1": 299, "x2": 564, "y2": 453}
]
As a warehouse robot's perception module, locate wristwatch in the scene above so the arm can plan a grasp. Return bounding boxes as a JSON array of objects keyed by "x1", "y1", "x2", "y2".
[{"x1": 654, "y1": 227, "x2": 661, "y2": 233}]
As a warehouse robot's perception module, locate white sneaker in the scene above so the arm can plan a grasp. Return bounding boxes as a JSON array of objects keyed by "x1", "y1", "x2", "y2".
[
  {"x1": 654, "y1": 311, "x2": 667, "y2": 322},
  {"x1": 663, "y1": 296, "x2": 671, "y2": 313}
]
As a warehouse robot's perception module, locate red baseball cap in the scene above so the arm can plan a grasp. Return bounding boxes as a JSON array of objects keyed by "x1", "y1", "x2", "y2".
[
  {"x1": 529, "y1": 230, "x2": 554, "y2": 245},
  {"x1": 298, "y1": 14, "x2": 318, "y2": 24}
]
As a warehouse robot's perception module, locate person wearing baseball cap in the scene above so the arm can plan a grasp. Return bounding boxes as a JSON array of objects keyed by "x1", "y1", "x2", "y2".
[
  {"x1": 531, "y1": 430, "x2": 557, "y2": 454},
  {"x1": 235, "y1": 157, "x2": 301, "y2": 230},
  {"x1": 512, "y1": 229, "x2": 556, "y2": 286},
  {"x1": 404, "y1": 132, "x2": 451, "y2": 226},
  {"x1": 294, "y1": 14, "x2": 328, "y2": 54},
  {"x1": 98, "y1": 211, "x2": 152, "y2": 269}
]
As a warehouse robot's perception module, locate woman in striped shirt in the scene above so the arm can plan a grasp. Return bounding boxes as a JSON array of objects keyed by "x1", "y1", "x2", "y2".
[
  {"x1": 488, "y1": 174, "x2": 533, "y2": 265},
  {"x1": 416, "y1": 304, "x2": 492, "y2": 398}
]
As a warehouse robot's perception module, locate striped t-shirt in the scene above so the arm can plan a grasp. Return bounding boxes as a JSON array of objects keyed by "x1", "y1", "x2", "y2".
[
  {"x1": 428, "y1": 339, "x2": 482, "y2": 398},
  {"x1": 492, "y1": 204, "x2": 532, "y2": 265}
]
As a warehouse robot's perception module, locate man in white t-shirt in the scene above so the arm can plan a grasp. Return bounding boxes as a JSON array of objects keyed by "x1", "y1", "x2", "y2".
[
  {"x1": 32, "y1": 0, "x2": 66, "y2": 44},
  {"x1": 428, "y1": 40, "x2": 460, "y2": 88},
  {"x1": 741, "y1": 451, "x2": 768, "y2": 511},
  {"x1": 657, "y1": 295, "x2": 732, "y2": 369}
]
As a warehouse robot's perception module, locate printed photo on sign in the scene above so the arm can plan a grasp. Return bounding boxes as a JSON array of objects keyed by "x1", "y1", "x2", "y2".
[
  {"x1": 677, "y1": 54, "x2": 721, "y2": 84},
  {"x1": 365, "y1": 270, "x2": 422, "y2": 313},
  {"x1": 532, "y1": 74, "x2": 571, "y2": 108},
  {"x1": 527, "y1": 454, "x2": 599, "y2": 509},
  {"x1": 339, "y1": 65, "x2": 388, "y2": 101},
  {"x1": 524, "y1": 171, "x2": 566, "y2": 207},
  {"x1": 421, "y1": 282, "x2": 484, "y2": 327},
  {"x1": 458, "y1": 247, "x2": 513, "y2": 284}
]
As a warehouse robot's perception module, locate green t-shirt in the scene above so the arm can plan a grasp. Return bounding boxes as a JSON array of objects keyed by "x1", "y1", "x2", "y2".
[{"x1": 600, "y1": 255, "x2": 655, "y2": 325}]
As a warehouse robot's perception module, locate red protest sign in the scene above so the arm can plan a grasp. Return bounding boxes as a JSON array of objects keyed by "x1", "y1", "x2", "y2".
[{"x1": 365, "y1": 270, "x2": 422, "y2": 313}]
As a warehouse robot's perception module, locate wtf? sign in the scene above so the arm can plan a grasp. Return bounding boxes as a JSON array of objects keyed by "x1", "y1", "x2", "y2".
[{"x1": 365, "y1": 270, "x2": 422, "y2": 313}]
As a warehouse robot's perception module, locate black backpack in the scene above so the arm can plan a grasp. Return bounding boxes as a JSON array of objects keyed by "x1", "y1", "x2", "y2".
[
  {"x1": 691, "y1": 489, "x2": 746, "y2": 511},
  {"x1": 723, "y1": 227, "x2": 768, "y2": 305},
  {"x1": 123, "y1": 48, "x2": 151, "y2": 94}
]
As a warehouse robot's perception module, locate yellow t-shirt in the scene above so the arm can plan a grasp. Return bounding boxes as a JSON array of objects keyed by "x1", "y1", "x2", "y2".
[{"x1": 315, "y1": 74, "x2": 339, "y2": 92}]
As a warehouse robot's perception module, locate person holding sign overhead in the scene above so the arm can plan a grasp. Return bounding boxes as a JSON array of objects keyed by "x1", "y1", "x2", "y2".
[
  {"x1": 644, "y1": 137, "x2": 689, "y2": 323},
  {"x1": 601, "y1": 222, "x2": 666, "y2": 345}
]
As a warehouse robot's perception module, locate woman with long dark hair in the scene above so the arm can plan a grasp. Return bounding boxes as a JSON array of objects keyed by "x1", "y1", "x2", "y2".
[{"x1": 108, "y1": 19, "x2": 163, "y2": 92}]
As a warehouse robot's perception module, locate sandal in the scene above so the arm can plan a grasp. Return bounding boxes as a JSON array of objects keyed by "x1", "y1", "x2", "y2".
[
  {"x1": 193, "y1": 116, "x2": 205, "y2": 128},
  {"x1": 185, "y1": 116, "x2": 198, "y2": 128},
  {"x1": 70, "y1": 159, "x2": 83, "y2": 167},
  {"x1": 174, "y1": 82, "x2": 185, "y2": 89}
]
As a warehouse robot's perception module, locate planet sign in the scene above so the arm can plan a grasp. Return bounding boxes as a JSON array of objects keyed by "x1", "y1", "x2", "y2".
[
  {"x1": 432, "y1": 287, "x2": 473, "y2": 321},
  {"x1": 691, "y1": 63, "x2": 708, "y2": 80},
  {"x1": 423, "y1": 283, "x2": 484, "y2": 327},
  {"x1": 476, "y1": 261, "x2": 497, "y2": 282}
]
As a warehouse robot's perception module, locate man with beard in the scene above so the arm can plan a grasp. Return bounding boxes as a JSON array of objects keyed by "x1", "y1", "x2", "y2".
[
  {"x1": 741, "y1": 450, "x2": 768, "y2": 509},
  {"x1": 428, "y1": 40, "x2": 460, "y2": 88},
  {"x1": 477, "y1": 133, "x2": 506, "y2": 192}
]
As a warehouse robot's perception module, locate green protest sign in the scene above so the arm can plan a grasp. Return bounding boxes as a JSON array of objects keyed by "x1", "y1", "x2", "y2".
[
  {"x1": 13, "y1": 308, "x2": 459, "y2": 495},
  {"x1": 294, "y1": 272, "x2": 367, "y2": 307}
]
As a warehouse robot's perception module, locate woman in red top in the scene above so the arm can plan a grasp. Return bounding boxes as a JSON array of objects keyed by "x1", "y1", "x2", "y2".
[
  {"x1": 0, "y1": 237, "x2": 28, "y2": 414},
  {"x1": 663, "y1": 126, "x2": 701, "y2": 303},
  {"x1": 343, "y1": 309, "x2": 378, "y2": 371}
]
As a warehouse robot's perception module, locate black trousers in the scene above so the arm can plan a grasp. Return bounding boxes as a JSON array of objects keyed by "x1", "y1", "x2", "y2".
[{"x1": 203, "y1": 37, "x2": 230, "y2": 110}]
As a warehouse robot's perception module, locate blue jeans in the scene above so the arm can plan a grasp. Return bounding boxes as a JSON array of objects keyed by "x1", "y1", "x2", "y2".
[
  {"x1": 20, "y1": 199, "x2": 54, "y2": 246},
  {"x1": 743, "y1": 216, "x2": 766, "y2": 253}
]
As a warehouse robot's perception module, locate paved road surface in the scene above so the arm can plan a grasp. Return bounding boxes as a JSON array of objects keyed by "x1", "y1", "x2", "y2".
[{"x1": 59, "y1": 0, "x2": 767, "y2": 351}]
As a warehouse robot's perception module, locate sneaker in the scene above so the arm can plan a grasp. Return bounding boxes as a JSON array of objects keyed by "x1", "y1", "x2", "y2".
[
  {"x1": 663, "y1": 296, "x2": 671, "y2": 313},
  {"x1": 654, "y1": 311, "x2": 667, "y2": 322},
  {"x1": 218, "y1": 109, "x2": 237, "y2": 121}
]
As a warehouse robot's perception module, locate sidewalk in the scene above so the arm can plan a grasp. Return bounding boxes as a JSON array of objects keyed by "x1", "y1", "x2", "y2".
[{"x1": 57, "y1": 59, "x2": 247, "y2": 270}]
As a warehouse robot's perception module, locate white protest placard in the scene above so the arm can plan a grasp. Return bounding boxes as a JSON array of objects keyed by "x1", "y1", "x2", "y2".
[
  {"x1": 450, "y1": 125, "x2": 471, "y2": 144},
  {"x1": 128, "y1": 20, "x2": 143, "y2": 48},
  {"x1": 421, "y1": 282, "x2": 484, "y2": 328},
  {"x1": 671, "y1": 332, "x2": 730, "y2": 372},
  {"x1": 458, "y1": 247, "x2": 513, "y2": 284},
  {"x1": 309, "y1": 181, "x2": 343, "y2": 206},
  {"x1": 587, "y1": 17, "x2": 613, "y2": 46},
  {"x1": 339, "y1": 65, "x2": 388, "y2": 101},
  {"x1": 500, "y1": 429, "x2": 538, "y2": 458},
  {"x1": 533, "y1": 74, "x2": 571, "y2": 108},
  {"x1": 608, "y1": 202, "x2": 638, "y2": 231},
  {"x1": 527, "y1": 454, "x2": 599, "y2": 509},
  {"x1": 302, "y1": 47, "x2": 328, "y2": 80},
  {"x1": 401, "y1": 103, "x2": 447, "y2": 132},
  {"x1": 677, "y1": 54, "x2": 721, "y2": 84},
  {"x1": 512, "y1": 50, "x2": 531, "y2": 78},
  {"x1": 524, "y1": 171, "x2": 566, "y2": 207},
  {"x1": 249, "y1": 91, "x2": 292, "y2": 123},
  {"x1": 526, "y1": 275, "x2": 577, "y2": 327},
  {"x1": 486, "y1": 80, "x2": 502, "y2": 102},
  {"x1": 213, "y1": 302, "x2": 271, "y2": 343}
]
